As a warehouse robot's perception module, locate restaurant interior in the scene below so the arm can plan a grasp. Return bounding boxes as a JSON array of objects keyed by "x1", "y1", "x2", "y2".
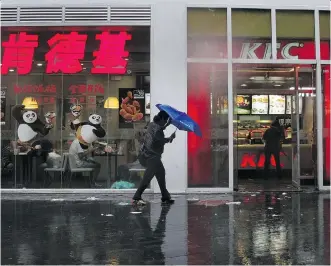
[{"x1": 232, "y1": 64, "x2": 317, "y2": 190}]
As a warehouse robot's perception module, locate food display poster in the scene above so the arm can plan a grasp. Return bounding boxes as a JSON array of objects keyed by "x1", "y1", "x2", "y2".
[
  {"x1": 1, "y1": 88, "x2": 6, "y2": 125},
  {"x1": 119, "y1": 88, "x2": 145, "y2": 128},
  {"x1": 269, "y1": 95, "x2": 286, "y2": 114},
  {"x1": 251, "y1": 95, "x2": 268, "y2": 114},
  {"x1": 235, "y1": 95, "x2": 251, "y2": 115},
  {"x1": 286, "y1": 95, "x2": 303, "y2": 115}
]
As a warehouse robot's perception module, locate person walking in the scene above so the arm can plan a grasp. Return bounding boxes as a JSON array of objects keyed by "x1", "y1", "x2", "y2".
[
  {"x1": 263, "y1": 120, "x2": 283, "y2": 179},
  {"x1": 133, "y1": 111, "x2": 176, "y2": 206}
]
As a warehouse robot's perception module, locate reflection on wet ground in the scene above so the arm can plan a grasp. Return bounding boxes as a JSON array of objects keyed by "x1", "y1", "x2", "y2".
[{"x1": 1, "y1": 193, "x2": 330, "y2": 265}]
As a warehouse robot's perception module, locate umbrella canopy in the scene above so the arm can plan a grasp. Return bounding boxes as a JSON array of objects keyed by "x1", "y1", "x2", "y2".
[{"x1": 156, "y1": 104, "x2": 202, "y2": 137}]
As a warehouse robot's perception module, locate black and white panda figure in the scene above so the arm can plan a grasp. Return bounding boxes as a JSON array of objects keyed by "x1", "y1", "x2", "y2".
[
  {"x1": 75, "y1": 114, "x2": 106, "y2": 149},
  {"x1": 12, "y1": 105, "x2": 52, "y2": 143}
]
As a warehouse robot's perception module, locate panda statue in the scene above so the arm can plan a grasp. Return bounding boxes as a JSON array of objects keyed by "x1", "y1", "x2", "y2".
[
  {"x1": 12, "y1": 105, "x2": 52, "y2": 143},
  {"x1": 75, "y1": 114, "x2": 106, "y2": 149}
]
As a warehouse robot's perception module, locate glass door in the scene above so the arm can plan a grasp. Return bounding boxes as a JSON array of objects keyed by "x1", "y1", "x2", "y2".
[
  {"x1": 232, "y1": 64, "x2": 317, "y2": 191},
  {"x1": 291, "y1": 66, "x2": 318, "y2": 188}
]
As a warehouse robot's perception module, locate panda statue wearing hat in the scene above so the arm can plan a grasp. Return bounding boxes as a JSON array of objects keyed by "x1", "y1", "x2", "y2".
[{"x1": 74, "y1": 113, "x2": 106, "y2": 149}]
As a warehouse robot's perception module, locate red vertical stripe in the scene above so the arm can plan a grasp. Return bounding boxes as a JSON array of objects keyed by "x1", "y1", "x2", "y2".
[
  {"x1": 187, "y1": 63, "x2": 212, "y2": 186},
  {"x1": 323, "y1": 66, "x2": 330, "y2": 182}
]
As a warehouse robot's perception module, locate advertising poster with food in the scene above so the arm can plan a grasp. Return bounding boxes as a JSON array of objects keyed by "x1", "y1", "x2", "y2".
[
  {"x1": 251, "y1": 95, "x2": 268, "y2": 114},
  {"x1": 235, "y1": 95, "x2": 251, "y2": 115},
  {"x1": 269, "y1": 95, "x2": 286, "y2": 114},
  {"x1": 1, "y1": 88, "x2": 6, "y2": 125},
  {"x1": 119, "y1": 88, "x2": 145, "y2": 128}
]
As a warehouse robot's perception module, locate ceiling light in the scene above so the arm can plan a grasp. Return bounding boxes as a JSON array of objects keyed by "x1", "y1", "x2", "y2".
[
  {"x1": 241, "y1": 84, "x2": 247, "y2": 87},
  {"x1": 83, "y1": 67, "x2": 87, "y2": 70},
  {"x1": 104, "y1": 97, "x2": 119, "y2": 109},
  {"x1": 125, "y1": 58, "x2": 129, "y2": 61},
  {"x1": 274, "y1": 84, "x2": 281, "y2": 87},
  {"x1": 9, "y1": 69, "x2": 14, "y2": 72},
  {"x1": 37, "y1": 63, "x2": 43, "y2": 66},
  {"x1": 81, "y1": 63, "x2": 84, "y2": 66},
  {"x1": 249, "y1": 77, "x2": 255, "y2": 80}
]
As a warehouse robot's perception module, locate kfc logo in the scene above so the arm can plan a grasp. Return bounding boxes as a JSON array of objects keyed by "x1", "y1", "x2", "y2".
[
  {"x1": 240, "y1": 42, "x2": 302, "y2": 59},
  {"x1": 240, "y1": 153, "x2": 285, "y2": 168}
]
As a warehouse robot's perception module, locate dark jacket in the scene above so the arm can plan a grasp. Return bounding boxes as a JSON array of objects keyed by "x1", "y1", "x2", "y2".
[
  {"x1": 263, "y1": 125, "x2": 282, "y2": 151},
  {"x1": 140, "y1": 121, "x2": 170, "y2": 159}
]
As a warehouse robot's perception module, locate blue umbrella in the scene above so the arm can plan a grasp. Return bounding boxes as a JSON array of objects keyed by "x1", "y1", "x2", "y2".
[{"x1": 156, "y1": 104, "x2": 202, "y2": 137}]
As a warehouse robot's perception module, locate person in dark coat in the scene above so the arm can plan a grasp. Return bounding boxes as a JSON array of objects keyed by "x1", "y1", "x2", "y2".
[
  {"x1": 263, "y1": 120, "x2": 282, "y2": 179},
  {"x1": 132, "y1": 111, "x2": 176, "y2": 206}
]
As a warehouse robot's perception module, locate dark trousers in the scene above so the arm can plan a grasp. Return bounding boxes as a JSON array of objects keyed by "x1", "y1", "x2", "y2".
[
  {"x1": 133, "y1": 156, "x2": 171, "y2": 201},
  {"x1": 264, "y1": 148, "x2": 282, "y2": 178}
]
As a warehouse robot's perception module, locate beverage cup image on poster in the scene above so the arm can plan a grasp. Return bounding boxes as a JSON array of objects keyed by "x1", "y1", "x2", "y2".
[{"x1": 119, "y1": 88, "x2": 145, "y2": 128}]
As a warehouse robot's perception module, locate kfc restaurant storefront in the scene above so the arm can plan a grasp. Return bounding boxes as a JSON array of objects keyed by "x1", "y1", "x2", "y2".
[
  {"x1": 187, "y1": 8, "x2": 330, "y2": 192},
  {"x1": 0, "y1": 2, "x2": 330, "y2": 193}
]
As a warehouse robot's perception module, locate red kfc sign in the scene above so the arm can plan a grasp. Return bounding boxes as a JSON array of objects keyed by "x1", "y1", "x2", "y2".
[
  {"x1": 240, "y1": 153, "x2": 285, "y2": 168},
  {"x1": 1, "y1": 31, "x2": 131, "y2": 75},
  {"x1": 238, "y1": 41, "x2": 329, "y2": 60}
]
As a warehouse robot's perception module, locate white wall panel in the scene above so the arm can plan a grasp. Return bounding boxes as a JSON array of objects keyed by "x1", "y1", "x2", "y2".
[{"x1": 150, "y1": 1, "x2": 187, "y2": 193}]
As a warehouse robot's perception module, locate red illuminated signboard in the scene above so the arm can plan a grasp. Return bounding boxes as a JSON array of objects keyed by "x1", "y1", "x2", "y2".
[
  {"x1": 1, "y1": 31, "x2": 131, "y2": 75},
  {"x1": 240, "y1": 153, "x2": 285, "y2": 168}
]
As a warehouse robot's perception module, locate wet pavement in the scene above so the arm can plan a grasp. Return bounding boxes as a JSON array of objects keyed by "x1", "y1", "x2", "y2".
[{"x1": 1, "y1": 192, "x2": 330, "y2": 265}]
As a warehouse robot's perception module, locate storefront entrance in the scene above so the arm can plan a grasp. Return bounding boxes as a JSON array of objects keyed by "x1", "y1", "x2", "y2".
[{"x1": 232, "y1": 64, "x2": 317, "y2": 191}]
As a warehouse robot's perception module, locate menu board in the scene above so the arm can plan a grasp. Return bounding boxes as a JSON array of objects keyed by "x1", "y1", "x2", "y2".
[
  {"x1": 269, "y1": 95, "x2": 286, "y2": 114},
  {"x1": 251, "y1": 95, "x2": 268, "y2": 114},
  {"x1": 235, "y1": 95, "x2": 251, "y2": 115},
  {"x1": 286, "y1": 95, "x2": 303, "y2": 114}
]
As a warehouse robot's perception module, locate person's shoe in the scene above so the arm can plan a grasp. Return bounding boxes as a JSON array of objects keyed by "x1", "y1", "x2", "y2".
[
  {"x1": 161, "y1": 199, "x2": 175, "y2": 205},
  {"x1": 132, "y1": 199, "x2": 147, "y2": 206}
]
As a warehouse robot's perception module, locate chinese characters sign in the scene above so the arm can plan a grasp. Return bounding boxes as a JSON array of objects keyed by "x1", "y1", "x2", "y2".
[{"x1": 1, "y1": 31, "x2": 131, "y2": 75}]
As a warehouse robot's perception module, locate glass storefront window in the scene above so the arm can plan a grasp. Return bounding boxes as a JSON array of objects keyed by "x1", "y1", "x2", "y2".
[
  {"x1": 1, "y1": 26, "x2": 150, "y2": 189},
  {"x1": 320, "y1": 11, "x2": 330, "y2": 60},
  {"x1": 187, "y1": 63, "x2": 229, "y2": 187},
  {"x1": 232, "y1": 9, "x2": 272, "y2": 59},
  {"x1": 187, "y1": 8, "x2": 227, "y2": 58},
  {"x1": 276, "y1": 10, "x2": 315, "y2": 59}
]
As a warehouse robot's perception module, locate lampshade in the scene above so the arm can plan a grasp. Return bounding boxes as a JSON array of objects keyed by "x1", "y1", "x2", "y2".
[
  {"x1": 104, "y1": 97, "x2": 119, "y2": 109},
  {"x1": 22, "y1": 97, "x2": 38, "y2": 109}
]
